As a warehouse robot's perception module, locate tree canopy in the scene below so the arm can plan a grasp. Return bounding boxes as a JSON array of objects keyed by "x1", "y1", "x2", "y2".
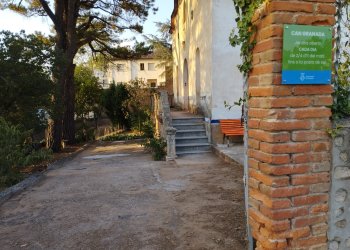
[
  {"x1": 102, "y1": 83, "x2": 130, "y2": 129},
  {"x1": 2, "y1": 0, "x2": 156, "y2": 151},
  {"x1": 2, "y1": 0, "x2": 156, "y2": 54},
  {"x1": 144, "y1": 21, "x2": 172, "y2": 78},
  {"x1": 74, "y1": 65, "x2": 102, "y2": 120},
  {"x1": 0, "y1": 31, "x2": 53, "y2": 132}
]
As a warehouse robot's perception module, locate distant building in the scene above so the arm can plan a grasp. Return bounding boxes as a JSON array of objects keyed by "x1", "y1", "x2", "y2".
[
  {"x1": 95, "y1": 54, "x2": 167, "y2": 89},
  {"x1": 171, "y1": 0, "x2": 244, "y2": 144}
]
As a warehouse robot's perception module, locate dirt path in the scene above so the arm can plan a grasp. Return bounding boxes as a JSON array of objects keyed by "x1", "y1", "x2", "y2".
[{"x1": 0, "y1": 142, "x2": 247, "y2": 249}]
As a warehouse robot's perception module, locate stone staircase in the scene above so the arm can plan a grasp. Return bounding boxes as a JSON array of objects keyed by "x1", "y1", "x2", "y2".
[{"x1": 172, "y1": 116, "x2": 211, "y2": 156}]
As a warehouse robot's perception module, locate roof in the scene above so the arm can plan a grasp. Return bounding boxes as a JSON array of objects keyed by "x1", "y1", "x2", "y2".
[
  {"x1": 139, "y1": 52, "x2": 157, "y2": 59},
  {"x1": 112, "y1": 52, "x2": 158, "y2": 61},
  {"x1": 170, "y1": 0, "x2": 179, "y2": 34}
]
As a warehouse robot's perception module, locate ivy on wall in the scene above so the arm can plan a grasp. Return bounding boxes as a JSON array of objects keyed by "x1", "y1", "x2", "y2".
[
  {"x1": 229, "y1": 0, "x2": 265, "y2": 75},
  {"x1": 229, "y1": 0, "x2": 350, "y2": 121},
  {"x1": 332, "y1": 0, "x2": 350, "y2": 120}
]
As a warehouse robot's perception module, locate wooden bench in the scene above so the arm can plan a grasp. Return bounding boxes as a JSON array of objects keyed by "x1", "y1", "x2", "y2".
[{"x1": 219, "y1": 119, "x2": 244, "y2": 144}]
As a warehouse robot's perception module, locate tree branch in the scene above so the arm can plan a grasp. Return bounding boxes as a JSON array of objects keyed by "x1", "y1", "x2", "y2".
[{"x1": 38, "y1": 0, "x2": 57, "y2": 27}]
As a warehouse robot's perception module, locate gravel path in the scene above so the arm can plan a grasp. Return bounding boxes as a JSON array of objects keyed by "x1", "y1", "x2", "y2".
[{"x1": 0, "y1": 142, "x2": 246, "y2": 250}]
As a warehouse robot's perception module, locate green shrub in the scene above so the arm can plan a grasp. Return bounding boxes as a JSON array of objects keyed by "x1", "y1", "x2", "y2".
[
  {"x1": 75, "y1": 126, "x2": 96, "y2": 143},
  {"x1": 140, "y1": 119, "x2": 155, "y2": 139},
  {"x1": 143, "y1": 137, "x2": 166, "y2": 161},
  {"x1": 101, "y1": 132, "x2": 145, "y2": 141},
  {"x1": 101, "y1": 83, "x2": 131, "y2": 129},
  {"x1": 332, "y1": 55, "x2": 350, "y2": 120},
  {"x1": 0, "y1": 117, "x2": 52, "y2": 188}
]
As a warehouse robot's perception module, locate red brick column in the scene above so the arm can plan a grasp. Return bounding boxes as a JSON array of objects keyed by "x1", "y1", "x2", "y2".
[{"x1": 247, "y1": 1, "x2": 336, "y2": 249}]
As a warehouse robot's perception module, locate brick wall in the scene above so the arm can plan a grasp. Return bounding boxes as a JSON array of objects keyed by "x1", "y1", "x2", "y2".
[{"x1": 247, "y1": 0, "x2": 336, "y2": 249}]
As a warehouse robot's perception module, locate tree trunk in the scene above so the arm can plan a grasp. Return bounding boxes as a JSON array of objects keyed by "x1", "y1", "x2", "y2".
[
  {"x1": 63, "y1": 63, "x2": 76, "y2": 144},
  {"x1": 51, "y1": 72, "x2": 65, "y2": 152},
  {"x1": 49, "y1": 0, "x2": 66, "y2": 152},
  {"x1": 50, "y1": 0, "x2": 79, "y2": 150},
  {"x1": 51, "y1": 116, "x2": 63, "y2": 152}
]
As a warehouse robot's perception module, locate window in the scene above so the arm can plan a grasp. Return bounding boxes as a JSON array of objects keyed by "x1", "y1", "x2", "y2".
[
  {"x1": 148, "y1": 63, "x2": 155, "y2": 71},
  {"x1": 116, "y1": 64, "x2": 125, "y2": 72},
  {"x1": 140, "y1": 63, "x2": 145, "y2": 71},
  {"x1": 147, "y1": 79, "x2": 157, "y2": 88}
]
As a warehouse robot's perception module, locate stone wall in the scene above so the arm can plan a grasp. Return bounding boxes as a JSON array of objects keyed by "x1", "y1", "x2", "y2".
[
  {"x1": 246, "y1": 0, "x2": 335, "y2": 249},
  {"x1": 329, "y1": 120, "x2": 350, "y2": 249}
]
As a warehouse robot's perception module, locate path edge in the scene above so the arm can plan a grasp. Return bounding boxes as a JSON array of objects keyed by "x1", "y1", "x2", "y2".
[{"x1": 0, "y1": 143, "x2": 90, "y2": 205}]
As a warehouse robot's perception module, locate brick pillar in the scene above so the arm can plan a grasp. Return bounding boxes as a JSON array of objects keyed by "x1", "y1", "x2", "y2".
[{"x1": 247, "y1": 1, "x2": 336, "y2": 249}]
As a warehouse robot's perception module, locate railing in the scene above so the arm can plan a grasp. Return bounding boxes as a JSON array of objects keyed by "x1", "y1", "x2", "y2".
[{"x1": 153, "y1": 90, "x2": 177, "y2": 161}]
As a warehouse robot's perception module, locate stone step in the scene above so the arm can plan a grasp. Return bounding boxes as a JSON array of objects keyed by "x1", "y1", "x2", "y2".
[
  {"x1": 175, "y1": 129, "x2": 207, "y2": 137},
  {"x1": 172, "y1": 117, "x2": 204, "y2": 125},
  {"x1": 171, "y1": 114, "x2": 209, "y2": 156},
  {"x1": 176, "y1": 149, "x2": 212, "y2": 156},
  {"x1": 176, "y1": 143, "x2": 211, "y2": 153},
  {"x1": 175, "y1": 136, "x2": 209, "y2": 144},
  {"x1": 173, "y1": 123, "x2": 205, "y2": 130}
]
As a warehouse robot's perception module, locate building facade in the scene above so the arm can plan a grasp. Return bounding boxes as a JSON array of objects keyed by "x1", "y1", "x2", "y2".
[
  {"x1": 171, "y1": 0, "x2": 244, "y2": 143},
  {"x1": 96, "y1": 57, "x2": 167, "y2": 89}
]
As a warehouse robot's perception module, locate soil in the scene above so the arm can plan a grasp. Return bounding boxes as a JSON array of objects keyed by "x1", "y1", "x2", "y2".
[
  {"x1": 0, "y1": 142, "x2": 247, "y2": 249},
  {"x1": 20, "y1": 144, "x2": 86, "y2": 175}
]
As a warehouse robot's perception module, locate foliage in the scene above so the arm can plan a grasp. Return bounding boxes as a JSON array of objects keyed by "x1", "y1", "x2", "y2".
[
  {"x1": 0, "y1": 31, "x2": 53, "y2": 133},
  {"x1": 100, "y1": 79, "x2": 154, "y2": 136},
  {"x1": 332, "y1": 2, "x2": 350, "y2": 120},
  {"x1": 326, "y1": 125, "x2": 344, "y2": 139},
  {"x1": 137, "y1": 107, "x2": 164, "y2": 161},
  {"x1": 126, "y1": 79, "x2": 154, "y2": 132},
  {"x1": 102, "y1": 83, "x2": 131, "y2": 129},
  {"x1": 74, "y1": 65, "x2": 103, "y2": 120},
  {"x1": 101, "y1": 131, "x2": 145, "y2": 141},
  {"x1": 87, "y1": 54, "x2": 110, "y2": 72},
  {"x1": 0, "y1": 117, "x2": 52, "y2": 188},
  {"x1": 224, "y1": 92, "x2": 250, "y2": 109},
  {"x1": 229, "y1": 0, "x2": 264, "y2": 75},
  {"x1": 75, "y1": 126, "x2": 96, "y2": 143},
  {"x1": 140, "y1": 119, "x2": 155, "y2": 139},
  {"x1": 3, "y1": 0, "x2": 156, "y2": 56},
  {"x1": 74, "y1": 65, "x2": 103, "y2": 143},
  {"x1": 3, "y1": 0, "x2": 156, "y2": 150},
  {"x1": 332, "y1": 54, "x2": 350, "y2": 120},
  {"x1": 86, "y1": 42, "x2": 153, "y2": 66},
  {"x1": 143, "y1": 137, "x2": 166, "y2": 161},
  {"x1": 144, "y1": 21, "x2": 172, "y2": 78},
  {"x1": 133, "y1": 42, "x2": 153, "y2": 58}
]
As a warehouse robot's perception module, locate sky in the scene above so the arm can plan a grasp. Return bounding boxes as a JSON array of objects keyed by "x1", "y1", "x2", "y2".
[{"x1": 0, "y1": 0, "x2": 173, "y2": 44}]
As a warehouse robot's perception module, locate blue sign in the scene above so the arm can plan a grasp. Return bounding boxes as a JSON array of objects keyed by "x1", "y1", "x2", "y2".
[{"x1": 282, "y1": 70, "x2": 331, "y2": 85}]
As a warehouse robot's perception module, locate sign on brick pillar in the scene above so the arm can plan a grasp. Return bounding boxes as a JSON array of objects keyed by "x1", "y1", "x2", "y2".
[{"x1": 247, "y1": 0, "x2": 335, "y2": 249}]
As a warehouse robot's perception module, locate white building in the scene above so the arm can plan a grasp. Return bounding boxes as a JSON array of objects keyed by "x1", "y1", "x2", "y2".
[
  {"x1": 97, "y1": 55, "x2": 167, "y2": 89},
  {"x1": 171, "y1": 0, "x2": 244, "y2": 143}
]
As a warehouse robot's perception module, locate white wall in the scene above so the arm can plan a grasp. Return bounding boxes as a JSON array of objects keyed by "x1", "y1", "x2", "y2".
[
  {"x1": 172, "y1": 0, "x2": 243, "y2": 119},
  {"x1": 103, "y1": 59, "x2": 166, "y2": 88},
  {"x1": 172, "y1": 0, "x2": 213, "y2": 113},
  {"x1": 212, "y1": 0, "x2": 243, "y2": 119}
]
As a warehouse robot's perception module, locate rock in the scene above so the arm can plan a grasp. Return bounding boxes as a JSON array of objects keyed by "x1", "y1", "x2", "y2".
[
  {"x1": 340, "y1": 152, "x2": 348, "y2": 162},
  {"x1": 334, "y1": 137, "x2": 344, "y2": 147},
  {"x1": 329, "y1": 241, "x2": 339, "y2": 250},
  {"x1": 335, "y1": 207, "x2": 344, "y2": 218},
  {"x1": 334, "y1": 166, "x2": 350, "y2": 180},
  {"x1": 335, "y1": 219, "x2": 347, "y2": 228},
  {"x1": 335, "y1": 189, "x2": 347, "y2": 203}
]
